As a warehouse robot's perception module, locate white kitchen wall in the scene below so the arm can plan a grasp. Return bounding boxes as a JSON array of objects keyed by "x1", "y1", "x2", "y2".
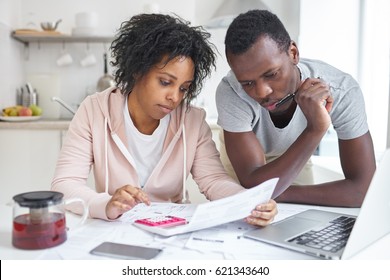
[
  {"x1": 4, "y1": 0, "x2": 225, "y2": 119},
  {"x1": 1, "y1": 0, "x2": 299, "y2": 120},
  {"x1": 17, "y1": 0, "x2": 196, "y2": 118},
  {"x1": 0, "y1": 0, "x2": 24, "y2": 109},
  {"x1": 19, "y1": 0, "x2": 196, "y2": 34},
  {"x1": 5, "y1": 0, "x2": 387, "y2": 153}
]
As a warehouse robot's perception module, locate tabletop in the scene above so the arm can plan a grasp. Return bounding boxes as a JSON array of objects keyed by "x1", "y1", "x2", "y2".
[{"x1": 1, "y1": 202, "x2": 389, "y2": 260}]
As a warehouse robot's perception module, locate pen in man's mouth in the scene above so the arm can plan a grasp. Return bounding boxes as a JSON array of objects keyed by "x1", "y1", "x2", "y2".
[
  {"x1": 275, "y1": 92, "x2": 295, "y2": 108},
  {"x1": 276, "y1": 77, "x2": 322, "y2": 108}
]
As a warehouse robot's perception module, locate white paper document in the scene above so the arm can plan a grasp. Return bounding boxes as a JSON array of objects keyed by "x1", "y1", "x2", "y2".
[{"x1": 129, "y1": 178, "x2": 278, "y2": 236}]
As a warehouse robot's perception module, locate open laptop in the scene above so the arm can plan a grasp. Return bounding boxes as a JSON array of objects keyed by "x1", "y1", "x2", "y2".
[{"x1": 244, "y1": 149, "x2": 390, "y2": 260}]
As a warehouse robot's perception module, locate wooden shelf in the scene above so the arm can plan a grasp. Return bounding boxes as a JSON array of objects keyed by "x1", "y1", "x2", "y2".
[{"x1": 12, "y1": 31, "x2": 114, "y2": 45}]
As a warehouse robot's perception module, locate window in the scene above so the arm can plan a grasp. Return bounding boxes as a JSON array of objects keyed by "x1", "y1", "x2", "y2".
[{"x1": 300, "y1": 0, "x2": 390, "y2": 155}]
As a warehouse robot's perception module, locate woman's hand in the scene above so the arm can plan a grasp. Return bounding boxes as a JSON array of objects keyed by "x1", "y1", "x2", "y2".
[
  {"x1": 106, "y1": 185, "x2": 150, "y2": 220},
  {"x1": 245, "y1": 199, "x2": 278, "y2": 227}
]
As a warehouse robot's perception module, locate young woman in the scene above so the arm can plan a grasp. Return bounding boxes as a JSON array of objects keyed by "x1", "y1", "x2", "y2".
[{"x1": 52, "y1": 13, "x2": 277, "y2": 226}]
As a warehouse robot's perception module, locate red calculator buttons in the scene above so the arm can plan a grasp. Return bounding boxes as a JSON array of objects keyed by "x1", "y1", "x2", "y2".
[{"x1": 135, "y1": 215, "x2": 187, "y2": 227}]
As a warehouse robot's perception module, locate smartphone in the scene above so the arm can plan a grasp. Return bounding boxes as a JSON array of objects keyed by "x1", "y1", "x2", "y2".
[
  {"x1": 90, "y1": 242, "x2": 162, "y2": 260},
  {"x1": 135, "y1": 215, "x2": 187, "y2": 227}
]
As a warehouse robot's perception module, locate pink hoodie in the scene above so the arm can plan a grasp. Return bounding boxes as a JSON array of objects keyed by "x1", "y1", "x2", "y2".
[{"x1": 51, "y1": 87, "x2": 244, "y2": 220}]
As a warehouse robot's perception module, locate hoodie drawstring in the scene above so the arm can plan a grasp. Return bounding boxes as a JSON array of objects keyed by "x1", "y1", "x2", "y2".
[
  {"x1": 105, "y1": 113, "x2": 189, "y2": 203},
  {"x1": 104, "y1": 117, "x2": 109, "y2": 194},
  {"x1": 182, "y1": 125, "x2": 190, "y2": 203}
]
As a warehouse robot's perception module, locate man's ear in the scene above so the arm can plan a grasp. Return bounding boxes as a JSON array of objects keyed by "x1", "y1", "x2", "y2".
[{"x1": 289, "y1": 41, "x2": 300, "y2": 63}]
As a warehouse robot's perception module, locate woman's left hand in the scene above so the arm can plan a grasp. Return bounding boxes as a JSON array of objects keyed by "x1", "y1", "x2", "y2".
[{"x1": 245, "y1": 199, "x2": 278, "y2": 227}]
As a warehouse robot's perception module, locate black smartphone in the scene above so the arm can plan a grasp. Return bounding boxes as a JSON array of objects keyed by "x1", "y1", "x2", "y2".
[{"x1": 90, "y1": 241, "x2": 162, "y2": 260}]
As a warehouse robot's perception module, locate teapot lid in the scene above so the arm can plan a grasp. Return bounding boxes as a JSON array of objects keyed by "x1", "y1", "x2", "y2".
[{"x1": 13, "y1": 191, "x2": 63, "y2": 208}]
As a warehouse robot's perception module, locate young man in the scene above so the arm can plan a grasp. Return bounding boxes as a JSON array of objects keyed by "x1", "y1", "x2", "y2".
[{"x1": 216, "y1": 9, "x2": 376, "y2": 207}]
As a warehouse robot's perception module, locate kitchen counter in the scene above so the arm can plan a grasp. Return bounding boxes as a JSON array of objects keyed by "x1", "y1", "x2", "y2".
[
  {"x1": 0, "y1": 118, "x2": 71, "y2": 130},
  {"x1": 0, "y1": 118, "x2": 217, "y2": 131}
]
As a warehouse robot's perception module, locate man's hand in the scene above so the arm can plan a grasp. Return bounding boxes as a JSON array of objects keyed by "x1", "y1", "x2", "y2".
[{"x1": 295, "y1": 77, "x2": 333, "y2": 133}]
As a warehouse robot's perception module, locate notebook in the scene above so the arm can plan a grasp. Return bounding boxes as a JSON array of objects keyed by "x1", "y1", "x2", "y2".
[{"x1": 244, "y1": 149, "x2": 390, "y2": 260}]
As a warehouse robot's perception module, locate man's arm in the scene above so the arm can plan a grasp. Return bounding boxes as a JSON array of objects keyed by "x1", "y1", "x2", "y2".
[
  {"x1": 276, "y1": 132, "x2": 376, "y2": 207},
  {"x1": 224, "y1": 124, "x2": 326, "y2": 198},
  {"x1": 225, "y1": 129, "x2": 376, "y2": 207}
]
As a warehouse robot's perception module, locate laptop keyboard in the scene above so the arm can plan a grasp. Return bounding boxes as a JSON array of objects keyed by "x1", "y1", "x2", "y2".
[{"x1": 288, "y1": 215, "x2": 356, "y2": 252}]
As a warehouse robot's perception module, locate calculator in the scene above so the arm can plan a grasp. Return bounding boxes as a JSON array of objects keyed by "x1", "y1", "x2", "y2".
[{"x1": 134, "y1": 215, "x2": 187, "y2": 227}]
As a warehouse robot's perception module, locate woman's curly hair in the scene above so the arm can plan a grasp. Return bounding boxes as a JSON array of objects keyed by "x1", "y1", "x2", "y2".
[{"x1": 110, "y1": 13, "x2": 216, "y2": 108}]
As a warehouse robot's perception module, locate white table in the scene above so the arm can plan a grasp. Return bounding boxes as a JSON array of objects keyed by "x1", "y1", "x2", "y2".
[{"x1": 1, "y1": 203, "x2": 389, "y2": 260}]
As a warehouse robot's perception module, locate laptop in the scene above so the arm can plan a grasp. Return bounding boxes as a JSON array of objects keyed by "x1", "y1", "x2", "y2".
[{"x1": 244, "y1": 149, "x2": 390, "y2": 260}]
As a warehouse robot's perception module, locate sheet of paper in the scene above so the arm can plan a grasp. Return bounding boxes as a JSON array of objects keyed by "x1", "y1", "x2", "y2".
[
  {"x1": 185, "y1": 220, "x2": 257, "y2": 253},
  {"x1": 185, "y1": 178, "x2": 277, "y2": 232},
  {"x1": 130, "y1": 177, "x2": 277, "y2": 236},
  {"x1": 185, "y1": 204, "x2": 318, "y2": 259},
  {"x1": 120, "y1": 202, "x2": 197, "y2": 222}
]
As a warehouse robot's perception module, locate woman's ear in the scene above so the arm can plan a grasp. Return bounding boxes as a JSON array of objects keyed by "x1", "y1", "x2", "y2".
[{"x1": 289, "y1": 41, "x2": 300, "y2": 63}]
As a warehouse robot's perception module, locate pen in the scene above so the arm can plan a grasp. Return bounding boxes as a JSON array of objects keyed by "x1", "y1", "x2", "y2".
[
  {"x1": 275, "y1": 77, "x2": 321, "y2": 108},
  {"x1": 275, "y1": 92, "x2": 295, "y2": 108},
  {"x1": 192, "y1": 237, "x2": 224, "y2": 243}
]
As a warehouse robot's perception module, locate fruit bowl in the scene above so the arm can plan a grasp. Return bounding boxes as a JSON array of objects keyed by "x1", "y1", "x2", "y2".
[
  {"x1": 2, "y1": 105, "x2": 43, "y2": 119},
  {"x1": 0, "y1": 116, "x2": 42, "y2": 122}
]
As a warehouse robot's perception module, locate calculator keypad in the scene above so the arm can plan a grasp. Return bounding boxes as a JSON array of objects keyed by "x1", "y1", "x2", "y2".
[{"x1": 135, "y1": 215, "x2": 187, "y2": 227}]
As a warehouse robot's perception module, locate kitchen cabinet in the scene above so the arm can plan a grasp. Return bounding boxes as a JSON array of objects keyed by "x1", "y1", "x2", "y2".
[
  {"x1": 0, "y1": 120, "x2": 68, "y2": 205},
  {"x1": 0, "y1": 129, "x2": 64, "y2": 204},
  {"x1": 0, "y1": 124, "x2": 96, "y2": 205}
]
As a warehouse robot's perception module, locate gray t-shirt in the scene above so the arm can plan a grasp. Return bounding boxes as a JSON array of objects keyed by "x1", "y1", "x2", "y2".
[{"x1": 216, "y1": 58, "x2": 369, "y2": 157}]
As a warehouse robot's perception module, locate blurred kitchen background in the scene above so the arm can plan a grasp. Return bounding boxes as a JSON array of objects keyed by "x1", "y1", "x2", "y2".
[{"x1": 0, "y1": 0, "x2": 389, "y2": 156}]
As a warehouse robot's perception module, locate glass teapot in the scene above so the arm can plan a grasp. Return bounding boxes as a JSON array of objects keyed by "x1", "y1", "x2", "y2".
[{"x1": 12, "y1": 191, "x2": 88, "y2": 250}]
